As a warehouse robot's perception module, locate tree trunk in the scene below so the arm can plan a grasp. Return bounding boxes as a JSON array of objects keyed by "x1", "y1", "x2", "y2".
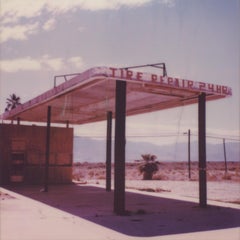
[{"x1": 143, "y1": 172, "x2": 153, "y2": 180}]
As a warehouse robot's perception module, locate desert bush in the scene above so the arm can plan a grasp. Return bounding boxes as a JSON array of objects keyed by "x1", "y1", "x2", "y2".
[
  {"x1": 207, "y1": 173, "x2": 218, "y2": 181},
  {"x1": 222, "y1": 173, "x2": 232, "y2": 180},
  {"x1": 138, "y1": 154, "x2": 159, "y2": 180},
  {"x1": 153, "y1": 174, "x2": 168, "y2": 180},
  {"x1": 95, "y1": 170, "x2": 106, "y2": 179},
  {"x1": 88, "y1": 170, "x2": 95, "y2": 178}
]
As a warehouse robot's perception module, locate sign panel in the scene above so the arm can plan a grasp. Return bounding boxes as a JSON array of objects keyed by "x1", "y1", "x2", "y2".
[{"x1": 107, "y1": 67, "x2": 232, "y2": 96}]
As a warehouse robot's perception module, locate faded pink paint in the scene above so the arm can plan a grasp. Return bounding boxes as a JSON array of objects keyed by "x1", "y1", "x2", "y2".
[{"x1": 0, "y1": 66, "x2": 232, "y2": 124}]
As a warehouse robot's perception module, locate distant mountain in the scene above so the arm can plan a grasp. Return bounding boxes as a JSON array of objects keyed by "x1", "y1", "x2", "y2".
[{"x1": 73, "y1": 136, "x2": 240, "y2": 163}]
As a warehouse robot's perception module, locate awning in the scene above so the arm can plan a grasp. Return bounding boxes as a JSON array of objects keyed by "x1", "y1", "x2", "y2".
[{"x1": 1, "y1": 66, "x2": 232, "y2": 124}]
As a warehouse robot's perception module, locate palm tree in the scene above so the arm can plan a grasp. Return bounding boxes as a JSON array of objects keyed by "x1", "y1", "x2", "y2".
[
  {"x1": 139, "y1": 154, "x2": 159, "y2": 180},
  {"x1": 5, "y1": 94, "x2": 21, "y2": 112}
]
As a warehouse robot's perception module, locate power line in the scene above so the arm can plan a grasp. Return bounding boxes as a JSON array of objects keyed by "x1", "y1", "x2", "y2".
[
  {"x1": 189, "y1": 133, "x2": 240, "y2": 142},
  {"x1": 75, "y1": 133, "x2": 240, "y2": 142}
]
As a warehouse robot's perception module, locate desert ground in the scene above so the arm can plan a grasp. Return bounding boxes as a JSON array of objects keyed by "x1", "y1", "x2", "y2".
[
  {"x1": 1, "y1": 161, "x2": 239, "y2": 240},
  {"x1": 72, "y1": 161, "x2": 240, "y2": 204},
  {"x1": 72, "y1": 161, "x2": 240, "y2": 182}
]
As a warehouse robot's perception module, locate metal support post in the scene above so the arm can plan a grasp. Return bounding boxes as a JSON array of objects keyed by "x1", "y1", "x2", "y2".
[
  {"x1": 44, "y1": 106, "x2": 51, "y2": 192},
  {"x1": 188, "y1": 129, "x2": 191, "y2": 179},
  {"x1": 198, "y1": 93, "x2": 207, "y2": 207},
  {"x1": 106, "y1": 111, "x2": 112, "y2": 191},
  {"x1": 114, "y1": 80, "x2": 126, "y2": 215}
]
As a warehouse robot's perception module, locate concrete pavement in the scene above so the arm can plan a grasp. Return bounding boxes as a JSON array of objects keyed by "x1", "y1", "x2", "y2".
[{"x1": 1, "y1": 184, "x2": 239, "y2": 240}]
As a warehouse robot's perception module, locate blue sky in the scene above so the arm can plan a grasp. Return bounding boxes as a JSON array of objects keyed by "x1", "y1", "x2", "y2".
[{"x1": 0, "y1": 0, "x2": 239, "y2": 142}]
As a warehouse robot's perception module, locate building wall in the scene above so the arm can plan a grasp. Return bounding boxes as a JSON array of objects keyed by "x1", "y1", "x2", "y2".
[{"x1": 0, "y1": 123, "x2": 73, "y2": 185}]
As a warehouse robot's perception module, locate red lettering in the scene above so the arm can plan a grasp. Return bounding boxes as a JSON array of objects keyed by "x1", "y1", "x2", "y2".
[
  {"x1": 222, "y1": 86, "x2": 228, "y2": 94},
  {"x1": 120, "y1": 69, "x2": 124, "y2": 78},
  {"x1": 208, "y1": 84, "x2": 214, "y2": 92},
  {"x1": 187, "y1": 80, "x2": 194, "y2": 89},
  {"x1": 216, "y1": 85, "x2": 222, "y2": 93},
  {"x1": 174, "y1": 78, "x2": 180, "y2": 87},
  {"x1": 168, "y1": 77, "x2": 173, "y2": 85},
  {"x1": 126, "y1": 70, "x2": 133, "y2": 79},
  {"x1": 136, "y1": 72, "x2": 143, "y2": 81},
  {"x1": 151, "y1": 74, "x2": 157, "y2": 83},
  {"x1": 199, "y1": 82, "x2": 206, "y2": 90},
  {"x1": 182, "y1": 79, "x2": 186, "y2": 88},
  {"x1": 160, "y1": 76, "x2": 165, "y2": 84},
  {"x1": 109, "y1": 67, "x2": 117, "y2": 77}
]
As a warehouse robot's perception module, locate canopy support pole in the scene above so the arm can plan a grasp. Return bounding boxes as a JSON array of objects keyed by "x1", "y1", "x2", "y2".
[
  {"x1": 198, "y1": 93, "x2": 207, "y2": 207},
  {"x1": 114, "y1": 80, "x2": 126, "y2": 215},
  {"x1": 106, "y1": 111, "x2": 112, "y2": 191},
  {"x1": 44, "y1": 106, "x2": 51, "y2": 192},
  {"x1": 188, "y1": 129, "x2": 191, "y2": 180}
]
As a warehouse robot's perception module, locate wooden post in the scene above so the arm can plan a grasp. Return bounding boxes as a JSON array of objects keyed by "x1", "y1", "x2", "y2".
[
  {"x1": 198, "y1": 93, "x2": 207, "y2": 207},
  {"x1": 106, "y1": 111, "x2": 112, "y2": 191},
  {"x1": 44, "y1": 106, "x2": 51, "y2": 192},
  {"x1": 114, "y1": 80, "x2": 126, "y2": 215}
]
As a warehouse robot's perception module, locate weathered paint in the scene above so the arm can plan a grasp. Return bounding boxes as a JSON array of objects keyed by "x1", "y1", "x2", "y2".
[{"x1": 0, "y1": 124, "x2": 73, "y2": 185}]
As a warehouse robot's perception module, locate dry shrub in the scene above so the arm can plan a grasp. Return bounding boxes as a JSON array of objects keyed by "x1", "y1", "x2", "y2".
[
  {"x1": 72, "y1": 174, "x2": 80, "y2": 181},
  {"x1": 153, "y1": 174, "x2": 168, "y2": 180},
  {"x1": 234, "y1": 168, "x2": 240, "y2": 176},
  {"x1": 88, "y1": 170, "x2": 95, "y2": 178},
  {"x1": 95, "y1": 171, "x2": 106, "y2": 179},
  {"x1": 72, "y1": 161, "x2": 240, "y2": 182},
  {"x1": 139, "y1": 188, "x2": 156, "y2": 192},
  {"x1": 222, "y1": 173, "x2": 232, "y2": 180},
  {"x1": 207, "y1": 173, "x2": 218, "y2": 181},
  {"x1": 97, "y1": 175, "x2": 106, "y2": 180}
]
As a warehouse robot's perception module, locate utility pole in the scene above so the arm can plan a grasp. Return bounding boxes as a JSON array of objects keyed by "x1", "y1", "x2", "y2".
[{"x1": 223, "y1": 138, "x2": 228, "y2": 174}]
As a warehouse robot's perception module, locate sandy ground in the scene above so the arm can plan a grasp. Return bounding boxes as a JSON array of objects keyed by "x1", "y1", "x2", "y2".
[
  {"x1": 1, "y1": 183, "x2": 240, "y2": 240},
  {"x1": 73, "y1": 161, "x2": 240, "y2": 204},
  {"x1": 73, "y1": 161, "x2": 240, "y2": 182},
  {"x1": 87, "y1": 179, "x2": 240, "y2": 204},
  {"x1": 1, "y1": 161, "x2": 239, "y2": 240}
]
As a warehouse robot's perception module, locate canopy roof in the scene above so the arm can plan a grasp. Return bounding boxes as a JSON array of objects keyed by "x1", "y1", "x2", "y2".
[{"x1": 1, "y1": 66, "x2": 232, "y2": 124}]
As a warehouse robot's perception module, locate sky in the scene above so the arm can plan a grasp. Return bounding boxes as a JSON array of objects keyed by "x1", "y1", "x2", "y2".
[{"x1": 0, "y1": 0, "x2": 239, "y2": 144}]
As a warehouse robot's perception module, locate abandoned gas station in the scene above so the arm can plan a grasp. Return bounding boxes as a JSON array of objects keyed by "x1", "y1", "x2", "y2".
[{"x1": 0, "y1": 64, "x2": 232, "y2": 215}]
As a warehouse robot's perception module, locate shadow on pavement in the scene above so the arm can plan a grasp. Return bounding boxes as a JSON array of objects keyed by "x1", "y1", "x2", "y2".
[{"x1": 6, "y1": 183, "x2": 240, "y2": 237}]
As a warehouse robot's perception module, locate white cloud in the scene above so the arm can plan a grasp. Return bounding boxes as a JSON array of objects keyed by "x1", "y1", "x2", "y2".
[
  {"x1": 1, "y1": 1, "x2": 45, "y2": 24},
  {"x1": 0, "y1": 57, "x2": 42, "y2": 72},
  {"x1": 160, "y1": 0, "x2": 175, "y2": 8},
  {"x1": 42, "y1": 18, "x2": 56, "y2": 31},
  {"x1": 0, "y1": 0, "x2": 175, "y2": 43},
  {"x1": 41, "y1": 55, "x2": 64, "y2": 71},
  {"x1": 73, "y1": 0, "x2": 152, "y2": 11},
  {"x1": 1, "y1": 0, "x2": 173, "y2": 24},
  {"x1": 68, "y1": 57, "x2": 84, "y2": 68},
  {"x1": 0, "y1": 18, "x2": 58, "y2": 43},
  {"x1": 0, "y1": 56, "x2": 85, "y2": 73},
  {"x1": 0, "y1": 22, "x2": 39, "y2": 43}
]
